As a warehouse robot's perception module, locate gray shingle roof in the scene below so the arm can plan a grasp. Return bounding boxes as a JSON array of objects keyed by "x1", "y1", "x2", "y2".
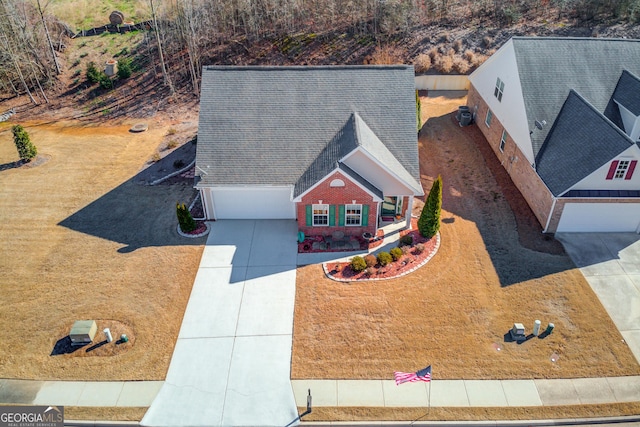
[
  {"x1": 196, "y1": 66, "x2": 420, "y2": 192},
  {"x1": 511, "y1": 37, "x2": 640, "y2": 158},
  {"x1": 535, "y1": 90, "x2": 634, "y2": 196},
  {"x1": 293, "y1": 114, "x2": 358, "y2": 197},
  {"x1": 612, "y1": 69, "x2": 640, "y2": 116}
]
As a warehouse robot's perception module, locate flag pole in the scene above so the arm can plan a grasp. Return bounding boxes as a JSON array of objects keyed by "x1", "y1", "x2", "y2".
[{"x1": 428, "y1": 369, "x2": 432, "y2": 415}]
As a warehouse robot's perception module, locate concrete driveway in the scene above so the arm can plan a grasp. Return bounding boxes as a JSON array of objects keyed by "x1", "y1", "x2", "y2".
[
  {"x1": 142, "y1": 220, "x2": 299, "y2": 427},
  {"x1": 556, "y1": 233, "x2": 640, "y2": 363}
]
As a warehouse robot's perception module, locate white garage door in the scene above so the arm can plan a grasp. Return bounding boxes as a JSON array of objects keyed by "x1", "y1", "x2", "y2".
[
  {"x1": 210, "y1": 187, "x2": 296, "y2": 219},
  {"x1": 557, "y1": 203, "x2": 640, "y2": 232}
]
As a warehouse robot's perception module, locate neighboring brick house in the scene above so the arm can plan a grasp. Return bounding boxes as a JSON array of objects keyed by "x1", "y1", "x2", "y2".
[
  {"x1": 468, "y1": 37, "x2": 640, "y2": 233},
  {"x1": 195, "y1": 66, "x2": 424, "y2": 237}
]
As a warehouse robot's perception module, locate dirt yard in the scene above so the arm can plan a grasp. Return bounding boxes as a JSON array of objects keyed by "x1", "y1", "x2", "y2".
[
  {"x1": 291, "y1": 92, "x2": 640, "y2": 381},
  {"x1": 0, "y1": 119, "x2": 204, "y2": 380}
]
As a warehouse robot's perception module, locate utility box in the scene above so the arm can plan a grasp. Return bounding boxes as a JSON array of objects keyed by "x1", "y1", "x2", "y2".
[
  {"x1": 510, "y1": 323, "x2": 526, "y2": 341},
  {"x1": 70, "y1": 320, "x2": 97, "y2": 346}
]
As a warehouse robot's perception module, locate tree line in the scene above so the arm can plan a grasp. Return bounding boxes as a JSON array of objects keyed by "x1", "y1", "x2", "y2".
[{"x1": 1, "y1": 0, "x2": 639, "y2": 103}]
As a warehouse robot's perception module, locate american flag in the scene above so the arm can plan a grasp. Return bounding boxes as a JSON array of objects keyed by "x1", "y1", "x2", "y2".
[{"x1": 394, "y1": 365, "x2": 431, "y2": 385}]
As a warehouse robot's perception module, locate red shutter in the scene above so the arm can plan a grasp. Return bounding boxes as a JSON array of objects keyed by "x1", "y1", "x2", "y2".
[
  {"x1": 606, "y1": 161, "x2": 619, "y2": 180},
  {"x1": 625, "y1": 160, "x2": 637, "y2": 180}
]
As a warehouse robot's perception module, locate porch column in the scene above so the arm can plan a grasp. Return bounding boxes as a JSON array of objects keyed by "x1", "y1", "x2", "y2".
[{"x1": 405, "y1": 195, "x2": 413, "y2": 229}]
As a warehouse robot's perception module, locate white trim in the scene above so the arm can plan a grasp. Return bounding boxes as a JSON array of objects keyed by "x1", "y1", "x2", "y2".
[
  {"x1": 312, "y1": 203, "x2": 329, "y2": 226},
  {"x1": 292, "y1": 167, "x2": 383, "y2": 202},
  {"x1": 485, "y1": 109, "x2": 493, "y2": 127},
  {"x1": 543, "y1": 196, "x2": 557, "y2": 233},
  {"x1": 341, "y1": 146, "x2": 421, "y2": 195},
  {"x1": 345, "y1": 203, "x2": 362, "y2": 226}
]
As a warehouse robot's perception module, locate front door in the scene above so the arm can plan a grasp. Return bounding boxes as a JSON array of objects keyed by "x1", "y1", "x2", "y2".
[{"x1": 381, "y1": 196, "x2": 397, "y2": 217}]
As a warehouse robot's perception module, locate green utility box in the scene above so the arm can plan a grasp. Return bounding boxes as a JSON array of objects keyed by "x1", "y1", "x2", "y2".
[{"x1": 70, "y1": 320, "x2": 97, "y2": 346}]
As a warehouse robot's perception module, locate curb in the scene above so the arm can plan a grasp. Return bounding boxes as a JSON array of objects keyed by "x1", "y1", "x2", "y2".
[
  {"x1": 64, "y1": 422, "x2": 139, "y2": 427},
  {"x1": 299, "y1": 415, "x2": 640, "y2": 426}
]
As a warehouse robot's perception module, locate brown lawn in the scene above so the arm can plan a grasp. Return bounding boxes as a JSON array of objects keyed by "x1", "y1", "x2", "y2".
[
  {"x1": 291, "y1": 92, "x2": 640, "y2": 381},
  {"x1": 0, "y1": 120, "x2": 203, "y2": 380}
]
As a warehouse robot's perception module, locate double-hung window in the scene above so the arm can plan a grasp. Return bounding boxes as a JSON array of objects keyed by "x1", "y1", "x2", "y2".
[
  {"x1": 499, "y1": 130, "x2": 507, "y2": 152},
  {"x1": 485, "y1": 109, "x2": 493, "y2": 127},
  {"x1": 494, "y1": 77, "x2": 505, "y2": 101},
  {"x1": 312, "y1": 204, "x2": 329, "y2": 226},
  {"x1": 345, "y1": 204, "x2": 362, "y2": 226}
]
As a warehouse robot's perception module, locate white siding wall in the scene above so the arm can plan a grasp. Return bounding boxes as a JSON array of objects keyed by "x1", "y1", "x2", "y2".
[
  {"x1": 616, "y1": 101, "x2": 640, "y2": 142},
  {"x1": 468, "y1": 40, "x2": 533, "y2": 164},
  {"x1": 342, "y1": 150, "x2": 414, "y2": 195},
  {"x1": 570, "y1": 145, "x2": 640, "y2": 191}
]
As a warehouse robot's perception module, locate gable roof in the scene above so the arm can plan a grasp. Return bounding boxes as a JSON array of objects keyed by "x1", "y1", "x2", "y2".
[
  {"x1": 196, "y1": 66, "x2": 421, "y2": 193},
  {"x1": 510, "y1": 37, "x2": 640, "y2": 158},
  {"x1": 612, "y1": 69, "x2": 640, "y2": 116},
  {"x1": 535, "y1": 90, "x2": 635, "y2": 196}
]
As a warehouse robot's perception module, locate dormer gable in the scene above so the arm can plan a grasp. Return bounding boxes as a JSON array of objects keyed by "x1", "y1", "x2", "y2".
[{"x1": 612, "y1": 70, "x2": 640, "y2": 142}]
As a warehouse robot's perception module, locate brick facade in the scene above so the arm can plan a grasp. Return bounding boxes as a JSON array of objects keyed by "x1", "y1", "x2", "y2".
[
  {"x1": 467, "y1": 84, "x2": 556, "y2": 231},
  {"x1": 297, "y1": 171, "x2": 378, "y2": 237}
]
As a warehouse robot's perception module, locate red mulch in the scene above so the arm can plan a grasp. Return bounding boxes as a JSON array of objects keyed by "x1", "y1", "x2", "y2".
[
  {"x1": 183, "y1": 220, "x2": 207, "y2": 235},
  {"x1": 325, "y1": 219, "x2": 440, "y2": 281},
  {"x1": 298, "y1": 228, "x2": 385, "y2": 253}
]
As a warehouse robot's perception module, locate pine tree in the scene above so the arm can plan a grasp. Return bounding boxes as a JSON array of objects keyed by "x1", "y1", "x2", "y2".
[
  {"x1": 12, "y1": 125, "x2": 37, "y2": 162},
  {"x1": 176, "y1": 203, "x2": 196, "y2": 233},
  {"x1": 418, "y1": 175, "x2": 442, "y2": 238}
]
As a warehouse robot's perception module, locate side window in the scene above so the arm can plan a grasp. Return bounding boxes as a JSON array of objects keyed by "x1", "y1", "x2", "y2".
[
  {"x1": 494, "y1": 77, "x2": 505, "y2": 102},
  {"x1": 485, "y1": 109, "x2": 493, "y2": 127}
]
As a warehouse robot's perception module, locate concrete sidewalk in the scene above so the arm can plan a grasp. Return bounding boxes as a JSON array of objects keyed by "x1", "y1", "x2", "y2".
[
  {"x1": 0, "y1": 379, "x2": 162, "y2": 407},
  {"x1": 291, "y1": 377, "x2": 640, "y2": 408}
]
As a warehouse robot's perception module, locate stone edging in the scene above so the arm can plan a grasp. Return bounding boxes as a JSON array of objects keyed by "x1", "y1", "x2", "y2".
[
  {"x1": 176, "y1": 221, "x2": 210, "y2": 238},
  {"x1": 323, "y1": 232, "x2": 441, "y2": 282},
  {"x1": 149, "y1": 159, "x2": 196, "y2": 186}
]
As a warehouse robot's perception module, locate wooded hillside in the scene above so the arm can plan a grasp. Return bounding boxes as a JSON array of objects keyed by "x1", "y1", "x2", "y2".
[{"x1": 1, "y1": 0, "x2": 640, "y2": 108}]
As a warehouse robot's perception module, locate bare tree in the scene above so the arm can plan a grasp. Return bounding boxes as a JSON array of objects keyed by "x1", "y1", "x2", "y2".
[
  {"x1": 150, "y1": 0, "x2": 174, "y2": 93},
  {"x1": 35, "y1": 0, "x2": 60, "y2": 75}
]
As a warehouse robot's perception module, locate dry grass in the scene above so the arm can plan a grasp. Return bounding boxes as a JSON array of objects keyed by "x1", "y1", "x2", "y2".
[
  {"x1": 367, "y1": 45, "x2": 405, "y2": 65},
  {"x1": 433, "y1": 53, "x2": 454, "y2": 73},
  {"x1": 50, "y1": 0, "x2": 149, "y2": 29},
  {"x1": 413, "y1": 53, "x2": 432, "y2": 73},
  {"x1": 300, "y1": 402, "x2": 640, "y2": 422},
  {"x1": 0, "y1": 120, "x2": 203, "y2": 380},
  {"x1": 63, "y1": 407, "x2": 147, "y2": 421},
  {"x1": 291, "y1": 95, "x2": 640, "y2": 381}
]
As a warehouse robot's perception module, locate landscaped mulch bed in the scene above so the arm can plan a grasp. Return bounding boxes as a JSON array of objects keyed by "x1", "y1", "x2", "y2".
[{"x1": 325, "y1": 220, "x2": 439, "y2": 281}]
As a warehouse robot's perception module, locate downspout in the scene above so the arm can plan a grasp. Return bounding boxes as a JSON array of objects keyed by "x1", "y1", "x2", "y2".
[{"x1": 543, "y1": 196, "x2": 557, "y2": 233}]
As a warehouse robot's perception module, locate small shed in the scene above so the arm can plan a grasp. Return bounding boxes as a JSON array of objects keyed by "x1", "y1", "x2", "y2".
[{"x1": 70, "y1": 320, "x2": 97, "y2": 345}]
